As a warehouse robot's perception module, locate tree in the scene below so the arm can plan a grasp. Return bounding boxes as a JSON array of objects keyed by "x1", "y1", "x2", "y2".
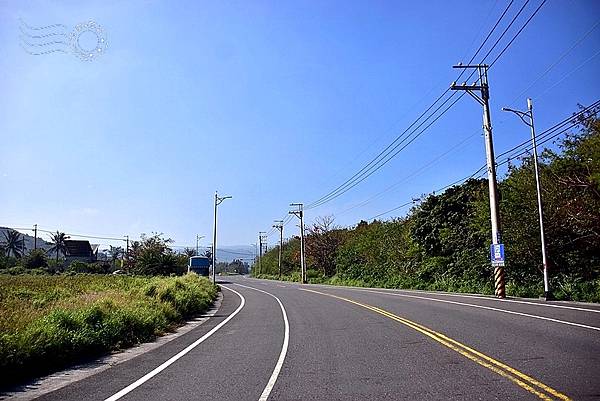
[
  {"x1": 109, "y1": 245, "x2": 124, "y2": 268},
  {"x1": 223, "y1": 259, "x2": 249, "y2": 274},
  {"x1": 183, "y1": 248, "x2": 197, "y2": 258},
  {"x1": 130, "y1": 233, "x2": 186, "y2": 276},
  {"x1": 305, "y1": 216, "x2": 345, "y2": 277},
  {"x1": 202, "y1": 249, "x2": 212, "y2": 264},
  {"x1": 1, "y1": 230, "x2": 25, "y2": 258},
  {"x1": 24, "y1": 249, "x2": 48, "y2": 269},
  {"x1": 410, "y1": 179, "x2": 490, "y2": 284},
  {"x1": 47, "y1": 231, "x2": 70, "y2": 269}
]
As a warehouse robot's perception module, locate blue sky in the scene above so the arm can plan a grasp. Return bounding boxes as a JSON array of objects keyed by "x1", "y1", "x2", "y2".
[{"x1": 1, "y1": 0, "x2": 599, "y2": 252}]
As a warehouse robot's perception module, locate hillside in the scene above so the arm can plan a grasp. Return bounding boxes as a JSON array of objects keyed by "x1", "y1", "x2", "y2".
[{"x1": 0, "y1": 227, "x2": 53, "y2": 252}]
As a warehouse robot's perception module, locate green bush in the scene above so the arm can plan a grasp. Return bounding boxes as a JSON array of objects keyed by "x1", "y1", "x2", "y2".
[
  {"x1": 23, "y1": 250, "x2": 48, "y2": 270},
  {"x1": 66, "y1": 261, "x2": 109, "y2": 274},
  {"x1": 5, "y1": 266, "x2": 27, "y2": 275}
]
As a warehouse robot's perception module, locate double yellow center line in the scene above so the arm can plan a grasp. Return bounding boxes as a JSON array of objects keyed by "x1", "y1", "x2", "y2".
[{"x1": 301, "y1": 288, "x2": 571, "y2": 401}]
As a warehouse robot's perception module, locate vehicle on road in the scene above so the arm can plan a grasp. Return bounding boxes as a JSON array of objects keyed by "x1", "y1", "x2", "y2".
[{"x1": 188, "y1": 256, "x2": 210, "y2": 276}]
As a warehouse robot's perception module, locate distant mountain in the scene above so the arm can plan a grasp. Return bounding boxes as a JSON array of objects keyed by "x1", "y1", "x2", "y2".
[
  {"x1": 215, "y1": 245, "x2": 255, "y2": 263},
  {"x1": 0, "y1": 227, "x2": 54, "y2": 252}
]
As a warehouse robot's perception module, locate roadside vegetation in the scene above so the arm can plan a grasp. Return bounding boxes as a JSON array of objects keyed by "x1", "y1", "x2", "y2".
[
  {"x1": 0, "y1": 273, "x2": 217, "y2": 390},
  {"x1": 254, "y1": 112, "x2": 600, "y2": 303},
  {"x1": 0, "y1": 232, "x2": 195, "y2": 276}
]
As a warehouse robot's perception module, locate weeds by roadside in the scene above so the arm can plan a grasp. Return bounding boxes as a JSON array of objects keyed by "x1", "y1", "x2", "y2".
[{"x1": 0, "y1": 273, "x2": 217, "y2": 390}]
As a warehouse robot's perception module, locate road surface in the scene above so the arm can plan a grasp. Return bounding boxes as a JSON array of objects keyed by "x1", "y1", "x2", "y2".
[{"x1": 22, "y1": 276, "x2": 600, "y2": 400}]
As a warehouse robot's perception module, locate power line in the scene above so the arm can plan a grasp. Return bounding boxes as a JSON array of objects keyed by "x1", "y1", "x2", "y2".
[
  {"x1": 7, "y1": 226, "x2": 128, "y2": 242},
  {"x1": 488, "y1": 0, "x2": 548, "y2": 68},
  {"x1": 263, "y1": 0, "x2": 520, "y2": 235},
  {"x1": 217, "y1": 249, "x2": 255, "y2": 256},
  {"x1": 368, "y1": 100, "x2": 599, "y2": 220},
  {"x1": 497, "y1": 110, "x2": 599, "y2": 167},
  {"x1": 479, "y1": 0, "x2": 531, "y2": 65},
  {"x1": 497, "y1": 99, "x2": 600, "y2": 160},
  {"x1": 321, "y1": 1, "x2": 590, "y2": 218},
  {"x1": 305, "y1": 90, "x2": 457, "y2": 209},
  {"x1": 293, "y1": 1, "x2": 514, "y2": 218},
  {"x1": 511, "y1": 17, "x2": 600, "y2": 103},
  {"x1": 533, "y1": 47, "x2": 600, "y2": 100},
  {"x1": 370, "y1": 201, "x2": 414, "y2": 220},
  {"x1": 306, "y1": 92, "x2": 466, "y2": 210},
  {"x1": 334, "y1": 130, "x2": 480, "y2": 218},
  {"x1": 304, "y1": 0, "x2": 531, "y2": 211},
  {"x1": 264, "y1": 0, "x2": 547, "y2": 236}
]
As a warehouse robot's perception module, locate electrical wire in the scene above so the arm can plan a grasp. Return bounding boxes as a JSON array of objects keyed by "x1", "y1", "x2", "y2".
[
  {"x1": 7, "y1": 226, "x2": 129, "y2": 242},
  {"x1": 488, "y1": 0, "x2": 548, "y2": 68},
  {"x1": 511, "y1": 17, "x2": 600, "y2": 103},
  {"x1": 368, "y1": 99, "x2": 599, "y2": 220},
  {"x1": 497, "y1": 99, "x2": 600, "y2": 160},
  {"x1": 306, "y1": 92, "x2": 466, "y2": 210},
  {"x1": 479, "y1": 0, "x2": 531, "y2": 65},
  {"x1": 263, "y1": 0, "x2": 547, "y2": 235},
  {"x1": 334, "y1": 131, "x2": 480, "y2": 218},
  {"x1": 533, "y1": 48, "x2": 600, "y2": 100},
  {"x1": 304, "y1": 0, "x2": 528, "y2": 211}
]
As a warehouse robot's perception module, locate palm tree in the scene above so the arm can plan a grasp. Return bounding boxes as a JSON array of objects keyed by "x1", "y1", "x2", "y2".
[
  {"x1": 183, "y1": 247, "x2": 197, "y2": 258},
  {"x1": 2, "y1": 230, "x2": 25, "y2": 258},
  {"x1": 48, "y1": 231, "x2": 70, "y2": 268}
]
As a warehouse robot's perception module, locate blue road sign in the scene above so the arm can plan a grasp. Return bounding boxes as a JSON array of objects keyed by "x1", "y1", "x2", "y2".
[{"x1": 490, "y1": 244, "x2": 505, "y2": 266}]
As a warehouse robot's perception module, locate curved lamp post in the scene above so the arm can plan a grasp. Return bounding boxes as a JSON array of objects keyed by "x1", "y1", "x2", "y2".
[
  {"x1": 502, "y1": 98, "x2": 551, "y2": 300},
  {"x1": 212, "y1": 192, "x2": 232, "y2": 284}
]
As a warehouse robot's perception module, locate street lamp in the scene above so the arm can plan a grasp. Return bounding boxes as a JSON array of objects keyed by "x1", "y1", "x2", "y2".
[
  {"x1": 502, "y1": 98, "x2": 551, "y2": 300},
  {"x1": 273, "y1": 220, "x2": 284, "y2": 279},
  {"x1": 212, "y1": 192, "x2": 232, "y2": 284},
  {"x1": 196, "y1": 235, "x2": 205, "y2": 256}
]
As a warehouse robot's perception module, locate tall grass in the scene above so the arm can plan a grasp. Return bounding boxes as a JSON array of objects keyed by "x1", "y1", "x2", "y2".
[{"x1": 0, "y1": 273, "x2": 217, "y2": 390}]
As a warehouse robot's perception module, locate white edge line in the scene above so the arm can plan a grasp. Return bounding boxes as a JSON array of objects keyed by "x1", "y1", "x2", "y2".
[
  {"x1": 389, "y1": 288, "x2": 600, "y2": 313},
  {"x1": 309, "y1": 283, "x2": 600, "y2": 314},
  {"x1": 104, "y1": 286, "x2": 246, "y2": 401},
  {"x1": 353, "y1": 288, "x2": 600, "y2": 332},
  {"x1": 232, "y1": 283, "x2": 290, "y2": 401}
]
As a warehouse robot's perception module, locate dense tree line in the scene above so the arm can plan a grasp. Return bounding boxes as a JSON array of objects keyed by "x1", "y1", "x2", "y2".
[
  {"x1": 215, "y1": 259, "x2": 250, "y2": 275},
  {"x1": 255, "y1": 115, "x2": 600, "y2": 302}
]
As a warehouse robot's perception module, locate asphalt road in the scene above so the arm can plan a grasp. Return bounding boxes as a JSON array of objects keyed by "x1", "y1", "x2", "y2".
[{"x1": 23, "y1": 276, "x2": 600, "y2": 400}]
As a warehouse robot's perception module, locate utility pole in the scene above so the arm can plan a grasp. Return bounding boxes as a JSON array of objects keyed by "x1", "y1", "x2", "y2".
[
  {"x1": 502, "y1": 98, "x2": 551, "y2": 300},
  {"x1": 252, "y1": 243, "x2": 258, "y2": 274},
  {"x1": 258, "y1": 231, "x2": 266, "y2": 275},
  {"x1": 124, "y1": 235, "x2": 129, "y2": 270},
  {"x1": 273, "y1": 220, "x2": 284, "y2": 279},
  {"x1": 33, "y1": 224, "x2": 37, "y2": 250},
  {"x1": 213, "y1": 191, "x2": 232, "y2": 284},
  {"x1": 289, "y1": 203, "x2": 306, "y2": 284},
  {"x1": 451, "y1": 64, "x2": 505, "y2": 298}
]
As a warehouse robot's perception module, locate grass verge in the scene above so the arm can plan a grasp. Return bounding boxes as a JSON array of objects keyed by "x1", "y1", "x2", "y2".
[
  {"x1": 0, "y1": 273, "x2": 217, "y2": 390},
  {"x1": 251, "y1": 272, "x2": 600, "y2": 303}
]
